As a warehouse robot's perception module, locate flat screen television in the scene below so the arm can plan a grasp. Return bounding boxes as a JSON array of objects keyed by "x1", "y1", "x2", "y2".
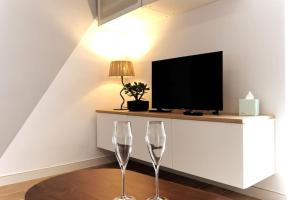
[{"x1": 152, "y1": 51, "x2": 223, "y2": 114}]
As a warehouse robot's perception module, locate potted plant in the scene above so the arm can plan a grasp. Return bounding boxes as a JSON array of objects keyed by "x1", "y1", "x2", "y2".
[{"x1": 123, "y1": 82, "x2": 150, "y2": 111}]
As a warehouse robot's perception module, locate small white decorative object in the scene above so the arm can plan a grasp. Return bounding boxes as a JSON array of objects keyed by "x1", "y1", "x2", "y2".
[{"x1": 239, "y1": 91, "x2": 260, "y2": 116}]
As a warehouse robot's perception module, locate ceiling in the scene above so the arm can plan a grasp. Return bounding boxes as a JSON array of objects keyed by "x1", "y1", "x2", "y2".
[{"x1": 145, "y1": 0, "x2": 218, "y2": 15}]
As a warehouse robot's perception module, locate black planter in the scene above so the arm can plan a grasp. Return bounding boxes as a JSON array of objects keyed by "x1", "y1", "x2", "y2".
[{"x1": 127, "y1": 100, "x2": 149, "y2": 111}]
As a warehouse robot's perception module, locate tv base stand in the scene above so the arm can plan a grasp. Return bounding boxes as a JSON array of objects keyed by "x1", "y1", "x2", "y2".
[
  {"x1": 148, "y1": 108, "x2": 172, "y2": 113},
  {"x1": 183, "y1": 110, "x2": 203, "y2": 116},
  {"x1": 212, "y1": 110, "x2": 220, "y2": 115}
]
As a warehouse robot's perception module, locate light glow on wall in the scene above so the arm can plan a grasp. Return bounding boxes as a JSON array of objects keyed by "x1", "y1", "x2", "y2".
[
  {"x1": 87, "y1": 7, "x2": 169, "y2": 60},
  {"x1": 81, "y1": 7, "x2": 169, "y2": 105},
  {"x1": 90, "y1": 29, "x2": 128, "y2": 60}
]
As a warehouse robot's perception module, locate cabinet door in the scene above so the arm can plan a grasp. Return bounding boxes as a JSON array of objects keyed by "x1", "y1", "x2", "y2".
[
  {"x1": 98, "y1": 0, "x2": 142, "y2": 25},
  {"x1": 128, "y1": 116, "x2": 172, "y2": 168},
  {"x1": 172, "y1": 119, "x2": 244, "y2": 188},
  {"x1": 97, "y1": 113, "x2": 128, "y2": 151}
]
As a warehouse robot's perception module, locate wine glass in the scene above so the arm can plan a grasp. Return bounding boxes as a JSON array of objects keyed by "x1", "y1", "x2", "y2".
[
  {"x1": 145, "y1": 121, "x2": 168, "y2": 200},
  {"x1": 112, "y1": 121, "x2": 136, "y2": 200}
]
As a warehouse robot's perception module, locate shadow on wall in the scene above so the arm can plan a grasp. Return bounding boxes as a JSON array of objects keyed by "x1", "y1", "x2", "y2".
[
  {"x1": 88, "y1": 0, "x2": 97, "y2": 19},
  {"x1": 0, "y1": 0, "x2": 96, "y2": 159},
  {"x1": 0, "y1": 21, "x2": 120, "y2": 176}
]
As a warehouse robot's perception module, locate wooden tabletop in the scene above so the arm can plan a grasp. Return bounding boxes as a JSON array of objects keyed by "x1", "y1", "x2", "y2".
[
  {"x1": 96, "y1": 109, "x2": 274, "y2": 124},
  {"x1": 25, "y1": 169, "x2": 232, "y2": 200}
]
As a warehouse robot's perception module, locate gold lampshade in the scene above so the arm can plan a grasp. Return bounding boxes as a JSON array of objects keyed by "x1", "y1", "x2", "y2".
[{"x1": 109, "y1": 61, "x2": 135, "y2": 77}]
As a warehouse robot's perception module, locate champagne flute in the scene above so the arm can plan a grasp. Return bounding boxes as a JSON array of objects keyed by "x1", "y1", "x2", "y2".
[
  {"x1": 112, "y1": 121, "x2": 135, "y2": 200},
  {"x1": 145, "y1": 121, "x2": 168, "y2": 200}
]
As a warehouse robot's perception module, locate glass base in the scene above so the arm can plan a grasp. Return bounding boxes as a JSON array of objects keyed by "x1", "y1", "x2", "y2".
[
  {"x1": 113, "y1": 195, "x2": 136, "y2": 200},
  {"x1": 146, "y1": 197, "x2": 168, "y2": 200}
]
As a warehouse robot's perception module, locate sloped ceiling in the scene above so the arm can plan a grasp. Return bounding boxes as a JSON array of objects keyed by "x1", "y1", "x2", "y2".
[
  {"x1": 0, "y1": 0, "x2": 96, "y2": 157},
  {"x1": 146, "y1": 0, "x2": 218, "y2": 15}
]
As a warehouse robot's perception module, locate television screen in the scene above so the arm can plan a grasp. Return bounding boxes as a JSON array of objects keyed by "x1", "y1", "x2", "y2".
[{"x1": 152, "y1": 51, "x2": 223, "y2": 111}]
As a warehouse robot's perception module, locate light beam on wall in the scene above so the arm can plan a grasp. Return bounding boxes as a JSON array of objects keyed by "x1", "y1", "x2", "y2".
[
  {"x1": 86, "y1": 7, "x2": 169, "y2": 60},
  {"x1": 90, "y1": 29, "x2": 129, "y2": 60}
]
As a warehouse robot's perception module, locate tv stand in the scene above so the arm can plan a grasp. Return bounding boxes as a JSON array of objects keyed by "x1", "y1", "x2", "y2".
[
  {"x1": 96, "y1": 109, "x2": 275, "y2": 189},
  {"x1": 183, "y1": 110, "x2": 203, "y2": 116}
]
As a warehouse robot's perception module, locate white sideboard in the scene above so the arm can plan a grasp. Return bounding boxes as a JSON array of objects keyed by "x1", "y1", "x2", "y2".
[{"x1": 96, "y1": 110, "x2": 275, "y2": 189}]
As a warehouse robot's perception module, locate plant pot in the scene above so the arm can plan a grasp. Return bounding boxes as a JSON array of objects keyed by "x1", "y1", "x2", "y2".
[{"x1": 127, "y1": 100, "x2": 149, "y2": 111}]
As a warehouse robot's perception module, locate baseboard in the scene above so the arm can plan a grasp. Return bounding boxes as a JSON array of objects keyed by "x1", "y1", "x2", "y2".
[
  {"x1": 230, "y1": 185, "x2": 287, "y2": 200},
  {"x1": 175, "y1": 171, "x2": 286, "y2": 200},
  {"x1": 171, "y1": 169, "x2": 287, "y2": 200},
  {"x1": 133, "y1": 159, "x2": 287, "y2": 200},
  {"x1": 0, "y1": 155, "x2": 115, "y2": 186}
]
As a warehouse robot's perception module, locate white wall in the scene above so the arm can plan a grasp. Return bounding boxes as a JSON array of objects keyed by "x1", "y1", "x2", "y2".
[
  {"x1": 0, "y1": 22, "x2": 118, "y2": 176},
  {"x1": 284, "y1": 1, "x2": 300, "y2": 199},
  {"x1": 0, "y1": 0, "x2": 96, "y2": 157},
  {"x1": 137, "y1": 0, "x2": 284, "y2": 115}
]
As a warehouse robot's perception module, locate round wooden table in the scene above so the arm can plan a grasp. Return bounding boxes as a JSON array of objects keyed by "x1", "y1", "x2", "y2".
[{"x1": 25, "y1": 169, "x2": 231, "y2": 200}]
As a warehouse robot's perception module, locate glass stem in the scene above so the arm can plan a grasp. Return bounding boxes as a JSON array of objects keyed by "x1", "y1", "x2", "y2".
[
  {"x1": 155, "y1": 165, "x2": 160, "y2": 199},
  {"x1": 121, "y1": 166, "x2": 126, "y2": 198}
]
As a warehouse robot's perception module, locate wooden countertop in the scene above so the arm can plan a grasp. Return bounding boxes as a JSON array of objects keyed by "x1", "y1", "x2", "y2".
[{"x1": 96, "y1": 109, "x2": 274, "y2": 124}]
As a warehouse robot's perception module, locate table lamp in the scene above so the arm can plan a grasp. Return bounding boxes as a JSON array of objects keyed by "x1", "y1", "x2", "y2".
[{"x1": 109, "y1": 61, "x2": 135, "y2": 110}]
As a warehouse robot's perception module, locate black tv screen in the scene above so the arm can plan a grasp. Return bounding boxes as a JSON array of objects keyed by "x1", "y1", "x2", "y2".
[{"x1": 152, "y1": 51, "x2": 223, "y2": 111}]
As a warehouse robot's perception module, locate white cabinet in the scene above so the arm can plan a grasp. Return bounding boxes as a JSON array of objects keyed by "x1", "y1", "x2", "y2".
[
  {"x1": 97, "y1": 113, "x2": 172, "y2": 168},
  {"x1": 96, "y1": 110, "x2": 275, "y2": 189},
  {"x1": 98, "y1": 0, "x2": 142, "y2": 25},
  {"x1": 172, "y1": 120, "x2": 243, "y2": 188},
  {"x1": 128, "y1": 116, "x2": 172, "y2": 168},
  {"x1": 172, "y1": 119, "x2": 275, "y2": 188},
  {"x1": 97, "y1": 113, "x2": 128, "y2": 151}
]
